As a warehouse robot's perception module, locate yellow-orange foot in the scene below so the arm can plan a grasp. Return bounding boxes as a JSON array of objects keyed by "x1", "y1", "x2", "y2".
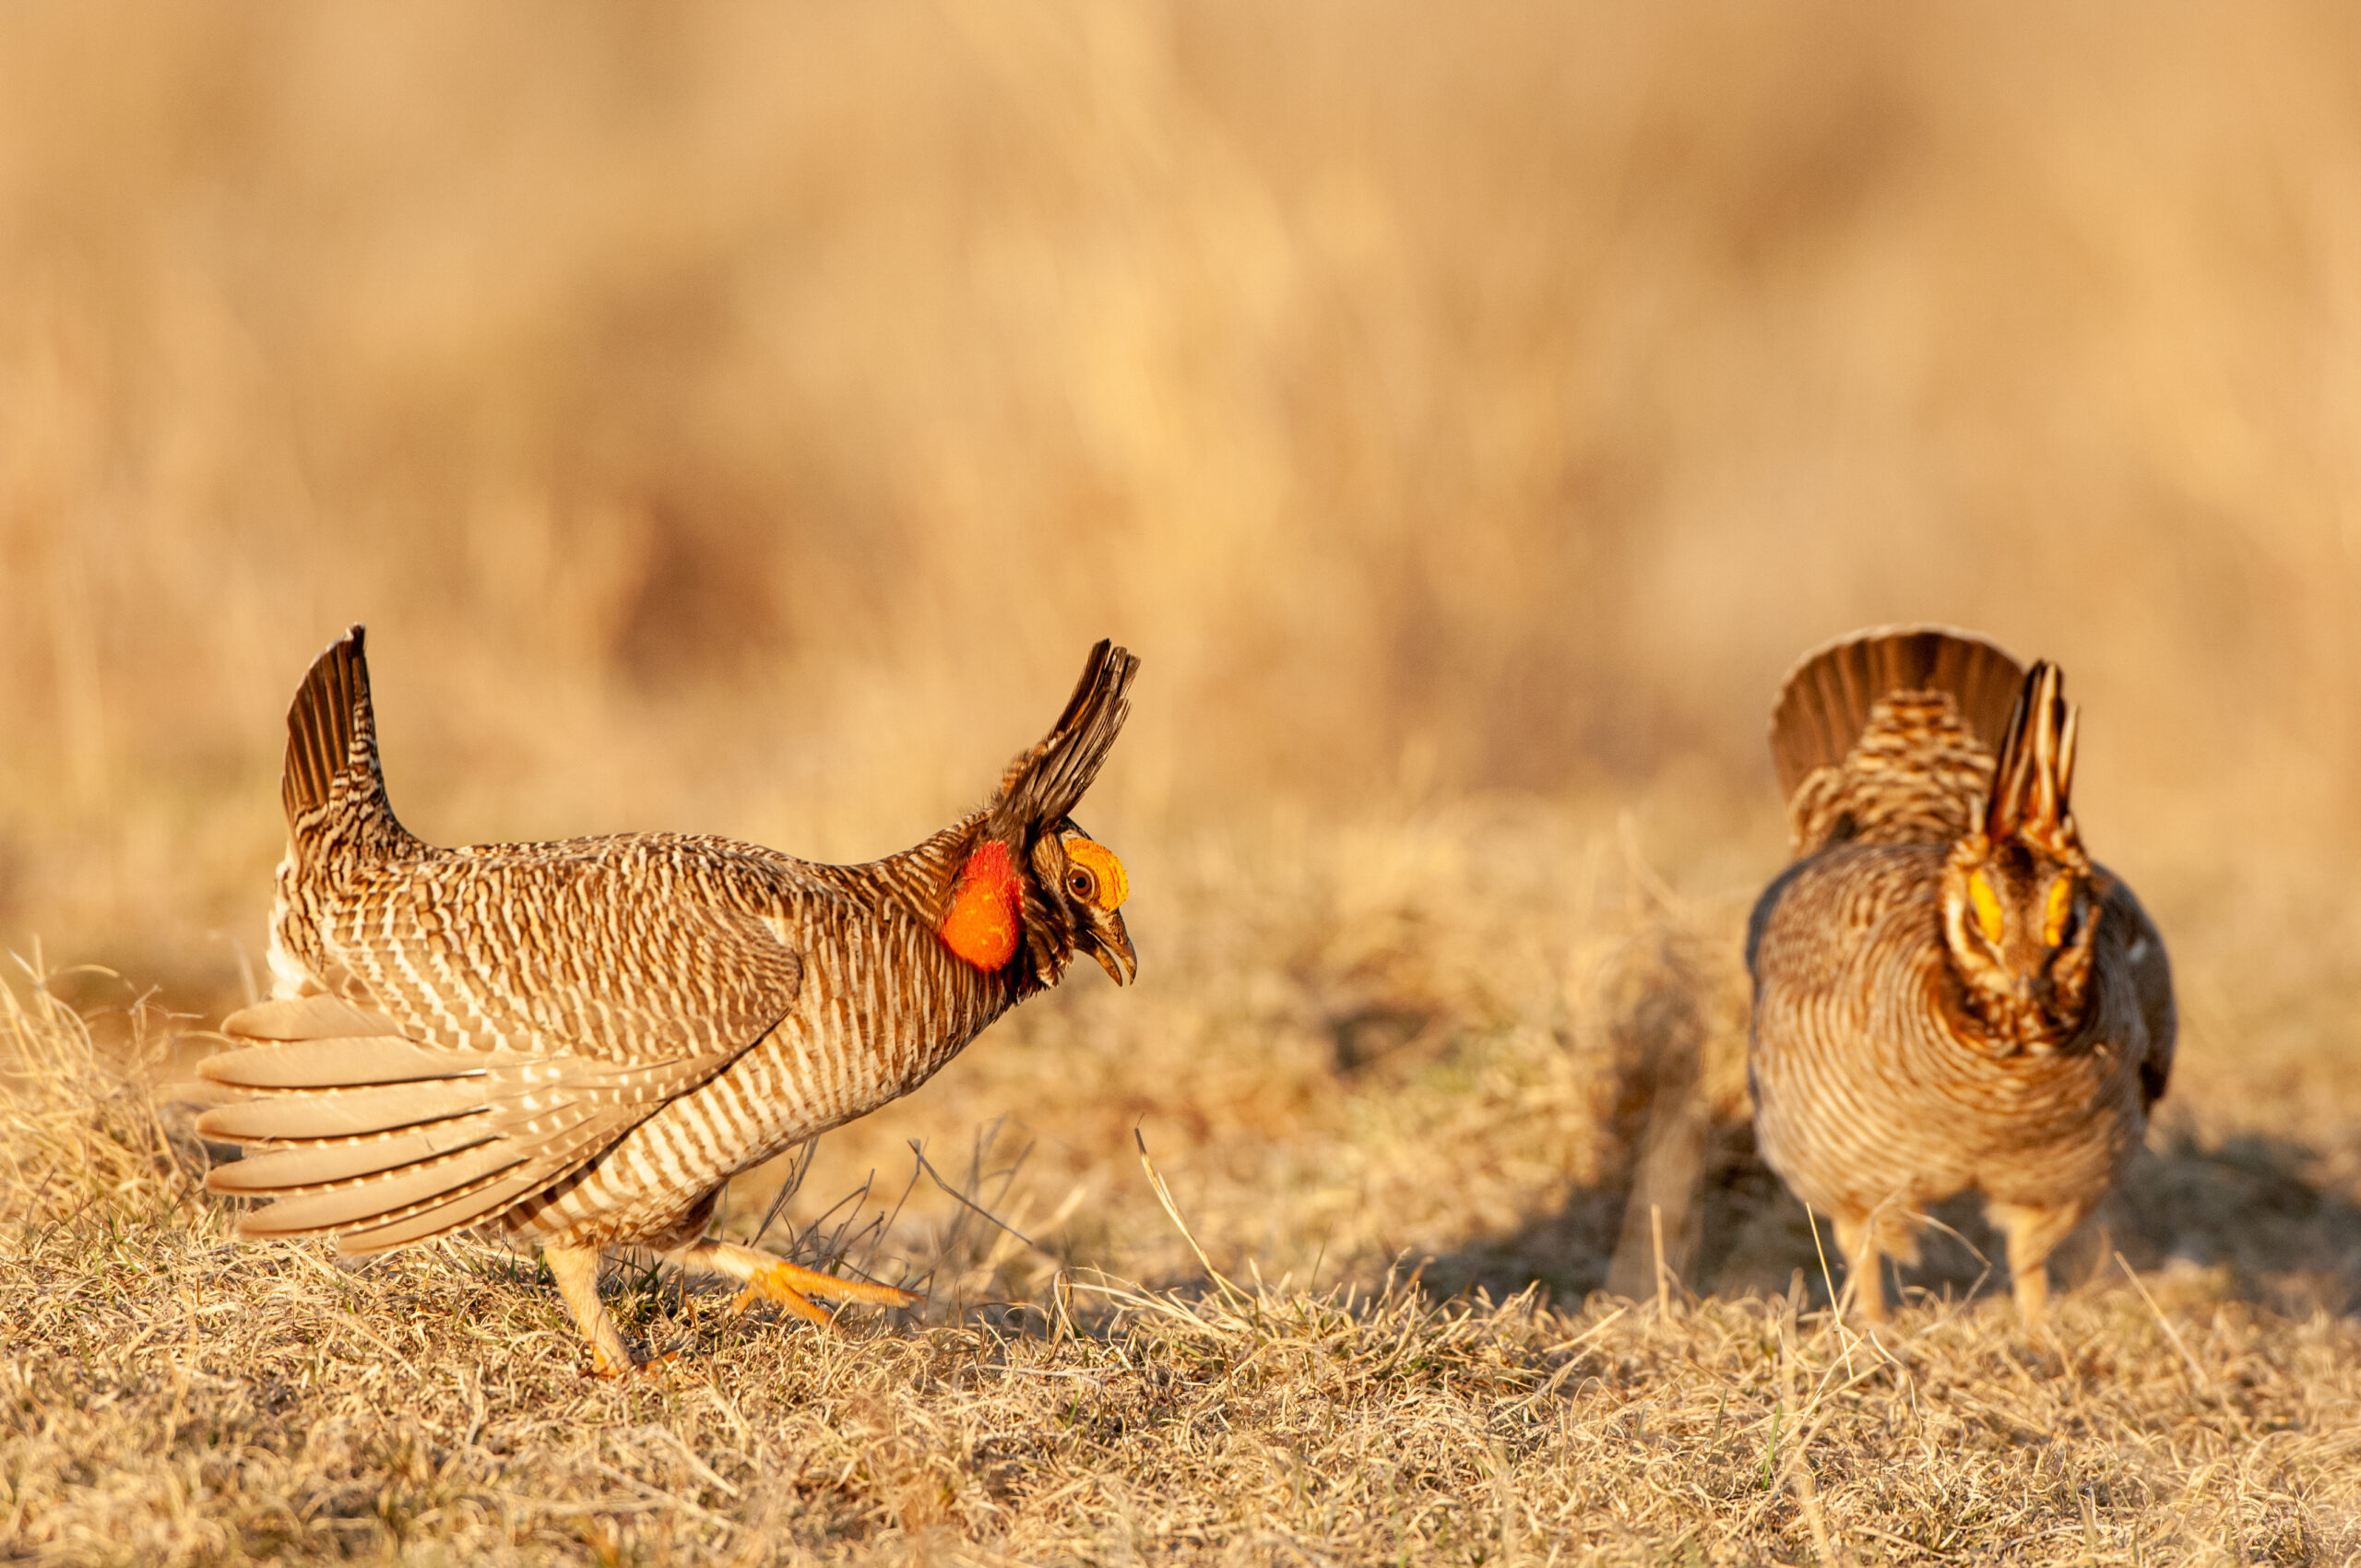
[
  {"x1": 677, "y1": 1238, "x2": 921, "y2": 1329},
  {"x1": 581, "y1": 1343, "x2": 630, "y2": 1379},
  {"x1": 732, "y1": 1258, "x2": 921, "y2": 1325}
]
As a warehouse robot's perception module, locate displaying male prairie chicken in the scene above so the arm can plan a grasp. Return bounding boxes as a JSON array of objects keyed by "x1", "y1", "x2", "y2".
[
  {"x1": 198, "y1": 628, "x2": 1138, "y2": 1373},
  {"x1": 1746, "y1": 626, "x2": 2174, "y2": 1323}
]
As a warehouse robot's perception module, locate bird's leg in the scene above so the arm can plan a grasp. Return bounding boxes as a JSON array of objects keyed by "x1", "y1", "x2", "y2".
[
  {"x1": 1988, "y1": 1201, "x2": 2080, "y2": 1324},
  {"x1": 1833, "y1": 1214, "x2": 1886, "y2": 1324},
  {"x1": 676, "y1": 1238, "x2": 920, "y2": 1327},
  {"x1": 542, "y1": 1241, "x2": 635, "y2": 1376}
]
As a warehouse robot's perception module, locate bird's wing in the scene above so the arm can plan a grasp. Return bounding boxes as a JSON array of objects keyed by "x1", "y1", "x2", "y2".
[
  {"x1": 2094, "y1": 869, "x2": 2176, "y2": 1109},
  {"x1": 201, "y1": 850, "x2": 805, "y2": 1250},
  {"x1": 310, "y1": 845, "x2": 803, "y2": 1064},
  {"x1": 199, "y1": 993, "x2": 758, "y2": 1252}
]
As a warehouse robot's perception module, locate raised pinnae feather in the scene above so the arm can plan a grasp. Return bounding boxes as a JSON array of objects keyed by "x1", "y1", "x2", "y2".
[
  {"x1": 1770, "y1": 625, "x2": 2025, "y2": 804},
  {"x1": 2056, "y1": 702, "x2": 2081, "y2": 807},
  {"x1": 985, "y1": 640, "x2": 1139, "y2": 844},
  {"x1": 1984, "y1": 660, "x2": 2080, "y2": 850}
]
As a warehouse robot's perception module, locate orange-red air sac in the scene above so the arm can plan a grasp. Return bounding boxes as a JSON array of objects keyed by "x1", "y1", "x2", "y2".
[{"x1": 940, "y1": 840, "x2": 1021, "y2": 971}]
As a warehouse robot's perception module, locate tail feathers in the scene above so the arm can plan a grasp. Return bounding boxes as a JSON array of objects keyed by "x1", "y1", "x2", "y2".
[
  {"x1": 282, "y1": 624, "x2": 406, "y2": 845},
  {"x1": 1984, "y1": 660, "x2": 2081, "y2": 851},
  {"x1": 984, "y1": 640, "x2": 1139, "y2": 843},
  {"x1": 1770, "y1": 625, "x2": 2024, "y2": 803},
  {"x1": 197, "y1": 995, "x2": 726, "y2": 1253}
]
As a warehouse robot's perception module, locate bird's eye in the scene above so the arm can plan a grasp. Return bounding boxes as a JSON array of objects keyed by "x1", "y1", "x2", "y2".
[
  {"x1": 2043, "y1": 877, "x2": 2076, "y2": 947},
  {"x1": 1968, "y1": 869, "x2": 2005, "y2": 945},
  {"x1": 1062, "y1": 836, "x2": 1129, "y2": 910}
]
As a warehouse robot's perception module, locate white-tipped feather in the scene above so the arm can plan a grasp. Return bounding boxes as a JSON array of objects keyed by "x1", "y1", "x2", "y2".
[
  {"x1": 203, "y1": 1003, "x2": 742, "y2": 1241},
  {"x1": 198, "y1": 1038, "x2": 488, "y2": 1090},
  {"x1": 232, "y1": 1146, "x2": 529, "y2": 1236},
  {"x1": 332, "y1": 1170, "x2": 553, "y2": 1253},
  {"x1": 196, "y1": 1080, "x2": 489, "y2": 1144}
]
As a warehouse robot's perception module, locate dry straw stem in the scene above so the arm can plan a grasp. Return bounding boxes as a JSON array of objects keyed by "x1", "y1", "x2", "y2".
[
  {"x1": 0, "y1": 954, "x2": 196, "y2": 1228},
  {"x1": 6, "y1": 972, "x2": 2361, "y2": 1565}
]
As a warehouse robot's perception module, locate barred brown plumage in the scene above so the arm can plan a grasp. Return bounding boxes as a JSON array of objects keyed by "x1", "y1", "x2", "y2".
[
  {"x1": 198, "y1": 627, "x2": 1140, "y2": 1374},
  {"x1": 1746, "y1": 626, "x2": 2175, "y2": 1324}
]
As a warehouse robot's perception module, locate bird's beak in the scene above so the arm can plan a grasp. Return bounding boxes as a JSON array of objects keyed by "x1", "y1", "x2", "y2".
[{"x1": 1086, "y1": 911, "x2": 1136, "y2": 986}]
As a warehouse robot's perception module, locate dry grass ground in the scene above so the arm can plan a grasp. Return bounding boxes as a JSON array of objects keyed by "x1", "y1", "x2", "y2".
[{"x1": 9, "y1": 800, "x2": 2361, "y2": 1564}]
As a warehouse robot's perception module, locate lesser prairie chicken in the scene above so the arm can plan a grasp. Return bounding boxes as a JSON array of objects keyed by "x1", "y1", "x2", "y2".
[
  {"x1": 198, "y1": 629, "x2": 1138, "y2": 1373},
  {"x1": 1746, "y1": 626, "x2": 2174, "y2": 1323}
]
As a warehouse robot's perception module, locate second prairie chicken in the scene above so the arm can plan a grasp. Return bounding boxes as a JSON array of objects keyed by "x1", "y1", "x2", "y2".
[
  {"x1": 1746, "y1": 626, "x2": 2175, "y2": 1323},
  {"x1": 198, "y1": 629, "x2": 1138, "y2": 1373}
]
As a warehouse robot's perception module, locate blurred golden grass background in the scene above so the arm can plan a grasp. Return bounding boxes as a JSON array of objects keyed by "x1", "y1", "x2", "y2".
[
  {"x1": 12, "y1": 5, "x2": 2361, "y2": 1557},
  {"x1": 8, "y1": 0, "x2": 2361, "y2": 968}
]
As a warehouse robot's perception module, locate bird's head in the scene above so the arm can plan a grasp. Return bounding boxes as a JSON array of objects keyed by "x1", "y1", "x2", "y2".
[
  {"x1": 938, "y1": 823, "x2": 1136, "y2": 990},
  {"x1": 1938, "y1": 659, "x2": 2096, "y2": 1045},
  {"x1": 1039, "y1": 820, "x2": 1135, "y2": 985},
  {"x1": 936, "y1": 642, "x2": 1139, "y2": 992}
]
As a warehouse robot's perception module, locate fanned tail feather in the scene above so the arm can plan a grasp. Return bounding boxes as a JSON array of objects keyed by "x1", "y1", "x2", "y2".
[
  {"x1": 1769, "y1": 625, "x2": 2024, "y2": 804},
  {"x1": 196, "y1": 1078, "x2": 488, "y2": 1140},
  {"x1": 198, "y1": 1038, "x2": 489, "y2": 1091}
]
